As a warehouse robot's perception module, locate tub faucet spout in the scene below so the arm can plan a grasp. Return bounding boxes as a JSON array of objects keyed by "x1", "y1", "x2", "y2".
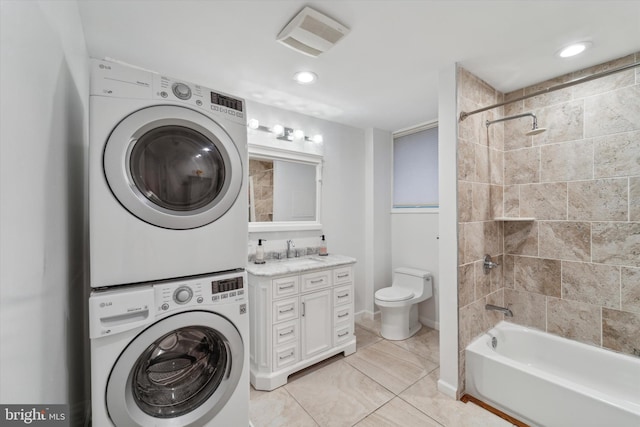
[{"x1": 485, "y1": 304, "x2": 513, "y2": 317}]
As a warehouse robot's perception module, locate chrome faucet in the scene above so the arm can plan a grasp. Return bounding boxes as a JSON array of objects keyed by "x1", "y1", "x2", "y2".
[
  {"x1": 485, "y1": 304, "x2": 513, "y2": 317},
  {"x1": 286, "y1": 240, "x2": 295, "y2": 258},
  {"x1": 483, "y1": 254, "x2": 500, "y2": 275}
]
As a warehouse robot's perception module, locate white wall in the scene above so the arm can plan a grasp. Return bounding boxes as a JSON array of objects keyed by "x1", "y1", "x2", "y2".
[
  {"x1": 0, "y1": 0, "x2": 89, "y2": 423},
  {"x1": 437, "y1": 63, "x2": 459, "y2": 398},
  {"x1": 246, "y1": 101, "x2": 368, "y2": 312},
  {"x1": 391, "y1": 212, "x2": 440, "y2": 329}
]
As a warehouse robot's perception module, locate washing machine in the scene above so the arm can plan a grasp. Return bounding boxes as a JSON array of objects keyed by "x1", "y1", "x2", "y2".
[
  {"x1": 89, "y1": 270, "x2": 249, "y2": 426},
  {"x1": 89, "y1": 59, "x2": 248, "y2": 288}
]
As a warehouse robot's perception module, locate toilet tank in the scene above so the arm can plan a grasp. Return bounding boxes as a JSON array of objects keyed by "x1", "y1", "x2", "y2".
[{"x1": 393, "y1": 267, "x2": 433, "y2": 299}]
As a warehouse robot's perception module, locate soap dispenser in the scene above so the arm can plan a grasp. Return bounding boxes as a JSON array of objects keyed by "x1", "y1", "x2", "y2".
[
  {"x1": 319, "y1": 235, "x2": 328, "y2": 256},
  {"x1": 255, "y1": 239, "x2": 266, "y2": 264}
]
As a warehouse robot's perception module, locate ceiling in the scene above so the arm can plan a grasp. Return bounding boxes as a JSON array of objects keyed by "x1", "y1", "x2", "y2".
[{"x1": 78, "y1": 1, "x2": 640, "y2": 132}]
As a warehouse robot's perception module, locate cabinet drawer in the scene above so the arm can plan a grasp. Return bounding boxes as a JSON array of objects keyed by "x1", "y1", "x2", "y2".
[
  {"x1": 272, "y1": 297, "x2": 298, "y2": 323},
  {"x1": 334, "y1": 324, "x2": 353, "y2": 346},
  {"x1": 273, "y1": 344, "x2": 298, "y2": 370},
  {"x1": 334, "y1": 305, "x2": 352, "y2": 325},
  {"x1": 272, "y1": 276, "x2": 299, "y2": 300},
  {"x1": 273, "y1": 319, "x2": 298, "y2": 347},
  {"x1": 333, "y1": 284, "x2": 352, "y2": 306},
  {"x1": 300, "y1": 270, "x2": 332, "y2": 293},
  {"x1": 334, "y1": 266, "x2": 353, "y2": 284}
]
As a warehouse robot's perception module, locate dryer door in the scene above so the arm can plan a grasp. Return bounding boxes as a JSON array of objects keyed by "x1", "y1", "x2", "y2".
[
  {"x1": 106, "y1": 311, "x2": 244, "y2": 427},
  {"x1": 103, "y1": 105, "x2": 243, "y2": 229}
]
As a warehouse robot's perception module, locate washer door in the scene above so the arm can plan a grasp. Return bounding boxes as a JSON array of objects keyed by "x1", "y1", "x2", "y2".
[
  {"x1": 106, "y1": 311, "x2": 244, "y2": 427},
  {"x1": 104, "y1": 105, "x2": 243, "y2": 229}
]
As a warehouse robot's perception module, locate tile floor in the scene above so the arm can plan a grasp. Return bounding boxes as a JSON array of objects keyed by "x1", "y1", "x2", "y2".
[{"x1": 250, "y1": 319, "x2": 516, "y2": 427}]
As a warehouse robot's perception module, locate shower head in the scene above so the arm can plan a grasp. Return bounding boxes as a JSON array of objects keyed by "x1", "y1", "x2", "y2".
[{"x1": 486, "y1": 112, "x2": 546, "y2": 136}]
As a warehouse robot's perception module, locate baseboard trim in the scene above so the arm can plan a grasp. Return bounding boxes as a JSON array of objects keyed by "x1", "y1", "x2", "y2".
[
  {"x1": 437, "y1": 378, "x2": 457, "y2": 398},
  {"x1": 420, "y1": 315, "x2": 439, "y2": 331},
  {"x1": 461, "y1": 394, "x2": 529, "y2": 427}
]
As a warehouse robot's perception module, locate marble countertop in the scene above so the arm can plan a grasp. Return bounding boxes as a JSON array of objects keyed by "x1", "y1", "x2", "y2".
[{"x1": 246, "y1": 254, "x2": 356, "y2": 277}]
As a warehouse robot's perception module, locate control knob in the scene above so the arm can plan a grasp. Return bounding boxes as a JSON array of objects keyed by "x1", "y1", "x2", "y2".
[
  {"x1": 173, "y1": 286, "x2": 193, "y2": 304},
  {"x1": 172, "y1": 83, "x2": 192, "y2": 100}
]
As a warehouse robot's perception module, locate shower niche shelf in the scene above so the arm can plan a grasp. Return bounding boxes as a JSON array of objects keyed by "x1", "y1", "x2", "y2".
[{"x1": 493, "y1": 217, "x2": 535, "y2": 222}]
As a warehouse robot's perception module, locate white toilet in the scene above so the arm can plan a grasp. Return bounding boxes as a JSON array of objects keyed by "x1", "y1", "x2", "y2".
[{"x1": 374, "y1": 268, "x2": 433, "y2": 340}]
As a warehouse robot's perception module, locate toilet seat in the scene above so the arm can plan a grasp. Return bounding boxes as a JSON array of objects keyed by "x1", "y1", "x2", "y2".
[{"x1": 375, "y1": 287, "x2": 414, "y2": 302}]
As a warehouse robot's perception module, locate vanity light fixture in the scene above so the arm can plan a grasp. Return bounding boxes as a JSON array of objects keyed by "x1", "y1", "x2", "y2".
[
  {"x1": 293, "y1": 71, "x2": 318, "y2": 84},
  {"x1": 557, "y1": 41, "x2": 592, "y2": 58},
  {"x1": 247, "y1": 118, "x2": 323, "y2": 143}
]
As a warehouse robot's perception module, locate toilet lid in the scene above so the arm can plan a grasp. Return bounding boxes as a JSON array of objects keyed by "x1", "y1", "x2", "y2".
[{"x1": 375, "y1": 287, "x2": 414, "y2": 302}]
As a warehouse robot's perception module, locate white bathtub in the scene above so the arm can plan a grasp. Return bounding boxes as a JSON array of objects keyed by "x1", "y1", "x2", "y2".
[{"x1": 465, "y1": 321, "x2": 640, "y2": 427}]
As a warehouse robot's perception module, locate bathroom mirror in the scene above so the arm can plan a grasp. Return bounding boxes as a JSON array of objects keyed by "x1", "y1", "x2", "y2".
[{"x1": 248, "y1": 144, "x2": 322, "y2": 232}]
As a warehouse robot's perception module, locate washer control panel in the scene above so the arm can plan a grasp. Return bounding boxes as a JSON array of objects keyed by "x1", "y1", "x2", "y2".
[{"x1": 155, "y1": 271, "x2": 246, "y2": 314}]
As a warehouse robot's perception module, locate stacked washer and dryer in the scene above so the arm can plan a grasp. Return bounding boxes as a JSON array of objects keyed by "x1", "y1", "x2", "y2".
[{"x1": 88, "y1": 59, "x2": 250, "y2": 427}]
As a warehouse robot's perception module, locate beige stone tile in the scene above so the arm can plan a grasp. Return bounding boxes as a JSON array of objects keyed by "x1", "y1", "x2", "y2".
[
  {"x1": 391, "y1": 327, "x2": 440, "y2": 364},
  {"x1": 345, "y1": 340, "x2": 436, "y2": 395},
  {"x1": 484, "y1": 289, "x2": 506, "y2": 330},
  {"x1": 489, "y1": 148, "x2": 503, "y2": 185},
  {"x1": 593, "y1": 130, "x2": 640, "y2": 178},
  {"x1": 463, "y1": 222, "x2": 485, "y2": 264},
  {"x1": 474, "y1": 260, "x2": 491, "y2": 299},
  {"x1": 458, "y1": 139, "x2": 475, "y2": 181},
  {"x1": 572, "y1": 54, "x2": 636, "y2": 99},
  {"x1": 631, "y1": 177, "x2": 640, "y2": 221},
  {"x1": 504, "y1": 288, "x2": 546, "y2": 330},
  {"x1": 458, "y1": 67, "x2": 499, "y2": 107},
  {"x1": 458, "y1": 181, "x2": 473, "y2": 223},
  {"x1": 540, "y1": 139, "x2": 594, "y2": 182},
  {"x1": 520, "y1": 182, "x2": 567, "y2": 220},
  {"x1": 538, "y1": 221, "x2": 591, "y2": 262},
  {"x1": 547, "y1": 297, "x2": 602, "y2": 346},
  {"x1": 592, "y1": 222, "x2": 640, "y2": 267},
  {"x1": 503, "y1": 255, "x2": 515, "y2": 289},
  {"x1": 250, "y1": 386, "x2": 319, "y2": 427},
  {"x1": 524, "y1": 75, "x2": 573, "y2": 109},
  {"x1": 285, "y1": 360, "x2": 393, "y2": 427},
  {"x1": 489, "y1": 254, "x2": 504, "y2": 292},
  {"x1": 458, "y1": 349, "x2": 466, "y2": 393},
  {"x1": 568, "y1": 178, "x2": 628, "y2": 221},
  {"x1": 475, "y1": 143, "x2": 490, "y2": 183},
  {"x1": 458, "y1": 223, "x2": 466, "y2": 264},
  {"x1": 622, "y1": 267, "x2": 640, "y2": 313},
  {"x1": 504, "y1": 116, "x2": 533, "y2": 151},
  {"x1": 483, "y1": 220, "x2": 503, "y2": 256},
  {"x1": 562, "y1": 261, "x2": 621, "y2": 309},
  {"x1": 490, "y1": 184, "x2": 504, "y2": 219},
  {"x1": 532, "y1": 100, "x2": 584, "y2": 146},
  {"x1": 459, "y1": 263, "x2": 475, "y2": 307},
  {"x1": 458, "y1": 97, "x2": 486, "y2": 146},
  {"x1": 471, "y1": 183, "x2": 491, "y2": 222},
  {"x1": 399, "y1": 371, "x2": 512, "y2": 427},
  {"x1": 505, "y1": 147, "x2": 540, "y2": 185},
  {"x1": 504, "y1": 221, "x2": 538, "y2": 256},
  {"x1": 602, "y1": 308, "x2": 640, "y2": 356},
  {"x1": 503, "y1": 185, "x2": 519, "y2": 217},
  {"x1": 459, "y1": 299, "x2": 485, "y2": 350},
  {"x1": 355, "y1": 325, "x2": 382, "y2": 350},
  {"x1": 355, "y1": 397, "x2": 442, "y2": 427},
  {"x1": 514, "y1": 256, "x2": 561, "y2": 297},
  {"x1": 585, "y1": 85, "x2": 640, "y2": 138},
  {"x1": 356, "y1": 316, "x2": 381, "y2": 335}
]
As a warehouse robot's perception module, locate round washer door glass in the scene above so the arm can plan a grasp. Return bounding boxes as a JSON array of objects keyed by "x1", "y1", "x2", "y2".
[
  {"x1": 103, "y1": 105, "x2": 243, "y2": 229},
  {"x1": 107, "y1": 311, "x2": 244, "y2": 427}
]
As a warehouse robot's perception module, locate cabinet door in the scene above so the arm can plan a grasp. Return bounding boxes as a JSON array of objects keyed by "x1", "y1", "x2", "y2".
[{"x1": 300, "y1": 289, "x2": 332, "y2": 359}]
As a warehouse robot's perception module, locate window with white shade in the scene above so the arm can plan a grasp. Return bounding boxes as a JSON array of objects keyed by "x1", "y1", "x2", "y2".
[{"x1": 393, "y1": 126, "x2": 438, "y2": 209}]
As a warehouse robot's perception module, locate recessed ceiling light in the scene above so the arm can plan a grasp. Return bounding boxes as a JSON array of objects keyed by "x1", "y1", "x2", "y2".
[
  {"x1": 293, "y1": 71, "x2": 318, "y2": 84},
  {"x1": 557, "y1": 42, "x2": 592, "y2": 58}
]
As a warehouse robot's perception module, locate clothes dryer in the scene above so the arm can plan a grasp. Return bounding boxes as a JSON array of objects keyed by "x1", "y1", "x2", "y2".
[
  {"x1": 89, "y1": 270, "x2": 249, "y2": 426},
  {"x1": 89, "y1": 59, "x2": 247, "y2": 288}
]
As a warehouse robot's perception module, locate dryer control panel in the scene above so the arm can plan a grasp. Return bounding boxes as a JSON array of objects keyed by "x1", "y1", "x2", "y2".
[{"x1": 155, "y1": 271, "x2": 246, "y2": 315}]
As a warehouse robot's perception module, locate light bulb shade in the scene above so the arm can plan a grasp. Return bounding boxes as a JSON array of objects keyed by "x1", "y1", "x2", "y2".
[
  {"x1": 312, "y1": 134, "x2": 323, "y2": 143},
  {"x1": 293, "y1": 129, "x2": 305, "y2": 139},
  {"x1": 248, "y1": 118, "x2": 260, "y2": 129},
  {"x1": 293, "y1": 71, "x2": 317, "y2": 84},
  {"x1": 271, "y1": 124, "x2": 284, "y2": 136}
]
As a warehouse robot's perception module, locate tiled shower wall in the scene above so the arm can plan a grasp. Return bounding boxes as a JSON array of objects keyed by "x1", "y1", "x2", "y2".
[
  {"x1": 502, "y1": 52, "x2": 640, "y2": 357},
  {"x1": 249, "y1": 159, "x2": 274, "y2": 222},
  {"x1": 457, "y1": 53, "x2": 640, "y2": 395},
  {"x1": 456, "y1": 67, "x2": 506, "y2": 394}
]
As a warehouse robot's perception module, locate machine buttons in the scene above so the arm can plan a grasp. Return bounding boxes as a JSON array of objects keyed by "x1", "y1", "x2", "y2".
[
  {"x1": 161, "y1": 303, "x2": 169, "y2": 311},
  {"x1": 196, "y1": 100, "x2": 203, "y2": 106},
  {"x1": 173, "y1": 286, "x2": 193, "y2": 304},
  {"x1": 196, "y1": 296, "x2": 204, "y2": 304},
  {"x1": 160, "y1": 91, "x2": 168, "y2": 98},
  {"x1": 172, "y1": 83, "x2": 192, "y2": 100}
]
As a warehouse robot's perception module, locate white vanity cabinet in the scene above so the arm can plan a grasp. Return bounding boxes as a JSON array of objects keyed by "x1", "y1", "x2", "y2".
[{"x1": 247, "y1": 256, "x2": 356, "y2": 391}]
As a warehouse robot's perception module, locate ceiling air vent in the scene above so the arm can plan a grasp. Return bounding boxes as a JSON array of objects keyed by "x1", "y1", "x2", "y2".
[{"x1": 276, "y1": 6, "x2": 350, "y2": 57}]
